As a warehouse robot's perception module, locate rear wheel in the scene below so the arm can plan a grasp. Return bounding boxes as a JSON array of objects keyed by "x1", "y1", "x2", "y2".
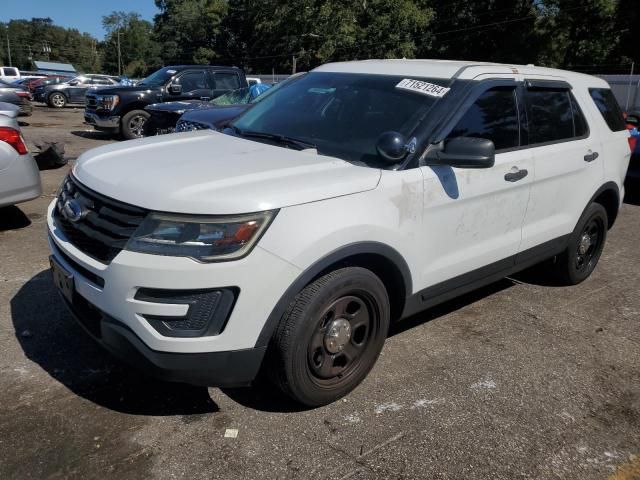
[
  {"x1": 47, "y1": 92, "x2": 66, "y2": 108},
  {"x1": 268, "y1": 267, "x2": 390, "y2": 407},
  {"x1": 121, "y1": 110, "x2": 149, "y2": 140},
  {"x1": 551, "y1": 203, "x2": 608, "y2": 285}
]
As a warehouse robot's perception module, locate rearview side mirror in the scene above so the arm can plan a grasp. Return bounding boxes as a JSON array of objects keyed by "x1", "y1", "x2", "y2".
[
  {"x1": 425, "y1": 137, "x2": 495, "y2": 169},
  {"x1": 168, "y1": 83, "x2": 182, "y2": 94},
  {"x1": 68, "y1": 81, "x2": 79, "y2": 86}
]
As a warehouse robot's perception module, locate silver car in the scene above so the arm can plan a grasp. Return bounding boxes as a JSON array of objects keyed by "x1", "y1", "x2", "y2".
[{"x1": 0, "y1": 102, "x2": 41, "y2": 208}]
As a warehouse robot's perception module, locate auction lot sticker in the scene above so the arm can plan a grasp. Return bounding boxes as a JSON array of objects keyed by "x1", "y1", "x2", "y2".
[{"x1": 396, "y1": 79, "x2": 450, "y2": 97}]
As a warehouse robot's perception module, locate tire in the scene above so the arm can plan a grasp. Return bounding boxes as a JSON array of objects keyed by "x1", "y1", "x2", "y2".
[
  {"x1": 47, "y1": 92, "x2": 66, "y2": 108},
  {"x1": 551, "y1": 203, "x2": 608, "y2": 285},
  {"x1": 121, "y1": 110, "x2": 150, "y2": 140},
  {"x1": 268, "y1": 267, "x2": 390, "y2": 407}
]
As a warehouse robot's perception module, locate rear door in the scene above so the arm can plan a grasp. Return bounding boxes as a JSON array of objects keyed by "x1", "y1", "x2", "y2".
[
  {"x1": 418, "y1": 82, "x2": 534, "y2": 287},
  {"x1": 212, "y1": 71, "x2": 242, "y2": 98},
  {"x1": 519, "y1": 81, "x2": 604, "y2": 252}
]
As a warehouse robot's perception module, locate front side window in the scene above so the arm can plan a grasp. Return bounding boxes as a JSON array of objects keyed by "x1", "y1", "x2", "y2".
[
  {"x1": 589, "y1": 88, "x2": 626, "y2": 132},
  {"x1": 231, "y1": 72, "x2": 445, "y2": 165},
  {"x1": 448, "y1": 87, "x2": 520, "y2": 151},
  {"x1": 526, "y1": 89, "x2": 576, "y2": 144}
]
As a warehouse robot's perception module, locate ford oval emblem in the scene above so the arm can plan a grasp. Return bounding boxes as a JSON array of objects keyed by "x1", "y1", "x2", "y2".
[{"x1": 62, "y1": 199, "x2": 85, "y2": 223}]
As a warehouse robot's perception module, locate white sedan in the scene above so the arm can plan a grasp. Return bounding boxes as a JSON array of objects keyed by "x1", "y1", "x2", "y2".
[{"x1": 0, "y1": 102, "x2": 41, "y2": 208}]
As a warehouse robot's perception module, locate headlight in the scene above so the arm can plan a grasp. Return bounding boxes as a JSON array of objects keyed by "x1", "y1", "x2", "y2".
[
  {"x1": 125, "y1": 211, "x2": 276, "y2": 261},
  {"x1": 97, "y1": 95, "x2": 119, "y2": 110}
]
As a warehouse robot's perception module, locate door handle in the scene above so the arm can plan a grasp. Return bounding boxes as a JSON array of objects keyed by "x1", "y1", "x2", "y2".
[
  {"x1": 584, "y1": 151, "x2": 599, "y2": 162},
  {"x1": 504, "y1": 167, "x2": 528, "y2": 182}
]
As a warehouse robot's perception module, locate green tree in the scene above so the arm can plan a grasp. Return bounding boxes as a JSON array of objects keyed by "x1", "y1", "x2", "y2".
[
  {"x1": 0, "y1": 17, "x2": 100, "y2": 72},
  {"x1": 102, "y1": 11, "x2": 161, "y2": 76},
  {"x1": 534, "y1": 0, "x2": 620, "y2": 69},
  {"x1": 153, "y1": 0, "x2": 228, "y2": 65},
  {"x1": 220, "y1": 0, "x2": 434, "y2": 73}
]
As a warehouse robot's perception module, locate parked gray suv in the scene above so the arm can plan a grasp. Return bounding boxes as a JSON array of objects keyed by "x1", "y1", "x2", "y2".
[{"x1": 38, "y1": 75, "x2": 119, "y2": 108}]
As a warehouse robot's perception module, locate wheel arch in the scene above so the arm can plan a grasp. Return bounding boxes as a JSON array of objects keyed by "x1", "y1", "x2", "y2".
[
  {"x1": 255, "y1": 242, "x2": 412, "y2": 348},
  {"x1": 120, "y1": 103, "x2": 150, "y2": 116},
  {"x1": 590, "y1": 182, "x2": 620, "y2": 229}
]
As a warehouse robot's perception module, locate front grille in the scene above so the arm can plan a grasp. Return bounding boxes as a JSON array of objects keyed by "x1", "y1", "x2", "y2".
[
  {"x1": 53, "y1": 175, "x2": 148, "y2": 263},
  {"x1": 85, "y1": 94, "x2": 97, "y2": 112},
  {"x1": 175, "y1": 119, "x2": 210, "y2": 132}
]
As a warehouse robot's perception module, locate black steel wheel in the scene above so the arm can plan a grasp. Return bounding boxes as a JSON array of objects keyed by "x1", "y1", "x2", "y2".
[
  {"x1": 268, "y1": 267, "x2": 390, "y2": 407},
  {"x1": 553, "y1": 203, "x2": 608, "y2": 285}
]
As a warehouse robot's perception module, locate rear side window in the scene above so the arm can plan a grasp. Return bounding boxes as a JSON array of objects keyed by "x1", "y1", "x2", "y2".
[
  {"x1": 448, "y1": 87, "x2": 520, "y2": 151},
  {"x1": 215, "y1": 72, "x2": 241, "y2": 90},
  {"x1": 589, "y1": 88, "x2": 626, "y2": 131},
  {"x1": 525, "y1": 89, "x2": 587, "y2": 144}
]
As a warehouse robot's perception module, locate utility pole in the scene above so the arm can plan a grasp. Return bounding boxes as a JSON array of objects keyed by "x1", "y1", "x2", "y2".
[
  {"x1": 292, "y1": 55, "x2": 297, "y2": 74},
  {"x1": 625, "y1": 62, "x2": 635, "y2": 111},
  {"x1": 117, "y1": 31, "x2": 122, "y2": 76},
  {"x1": 6, "y1": 33, "x2": 12, "y2": 66},
  {"x1": 42, "y1": 41, "x2": 51, "y2": 61}
]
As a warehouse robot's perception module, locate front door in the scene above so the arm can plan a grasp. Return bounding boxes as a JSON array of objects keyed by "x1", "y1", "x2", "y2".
[
  {"x1": 168, "y1": 70, "x2": 211, "y2": 101},
  {"x1": 67, "y1": 79, "x2": 91, "y2": 103},
  {"x1": 418, "y1": 84, "x2": 533, "y2": 290}
]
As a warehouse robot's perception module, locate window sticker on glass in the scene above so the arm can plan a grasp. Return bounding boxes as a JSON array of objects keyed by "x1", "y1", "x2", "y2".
[
  {"x1": 166, "y1": 69, "x2": 177, "y2": 75},
  {"x1": 395, "y1": 79, "x2": 450, "y2": 97}
]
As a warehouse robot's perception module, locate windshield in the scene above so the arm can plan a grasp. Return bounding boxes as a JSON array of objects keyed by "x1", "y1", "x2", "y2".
[
  {"x1": 212, "y1": 87, "x2": 252, "y2": 105},
  {"x1": 138, "y1": 68, "x2": 176, "y2": 87},
  {"x1": 231, "y1": 72, "x2": 445, "y2": 165}
]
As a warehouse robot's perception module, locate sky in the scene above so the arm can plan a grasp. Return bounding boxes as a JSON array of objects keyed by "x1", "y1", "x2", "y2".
[{"x1": 0, "y1": 0, "x2": 160, "y2": 39}]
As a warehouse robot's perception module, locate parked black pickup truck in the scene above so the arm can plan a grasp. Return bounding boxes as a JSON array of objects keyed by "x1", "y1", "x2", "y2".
[{"x1": 84, "y1": 65, "x2": 247, "y2": 139}]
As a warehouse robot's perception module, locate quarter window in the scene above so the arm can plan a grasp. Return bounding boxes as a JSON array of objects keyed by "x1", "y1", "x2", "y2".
[
  {"x1": 448, "y1": 87, "x2": 520, "y2": 151},
  {"x1": 589, "y1": 88, "x2": 626, "y2": 132}
]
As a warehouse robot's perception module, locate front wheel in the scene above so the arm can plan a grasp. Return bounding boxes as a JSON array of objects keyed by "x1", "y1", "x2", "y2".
[
  {"x1": 551, "y1": 203, "x2": 608, "y2": 285},
  {"x1": 268, "y1": 267, "x2": 390, "y2": 407},
  {"x1": 121, "y1": 110, "x2": 150, "y2": 140},
  {"x1": 47, "y1": 92, "x2": 66, "y2": 108}
]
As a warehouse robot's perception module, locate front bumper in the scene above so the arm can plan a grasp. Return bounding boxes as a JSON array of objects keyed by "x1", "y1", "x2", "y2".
[
  {"x1": 59, "y1": 287, "x2": 265, "y2": 387},
  {"x1": 46, "y1": 200, "x2": 301, "y2": 385},
  {"x1": 84, "y1": 111, "x2": 120, "y2": 131},
  {"x1": 18, "y1": 99, "x2": 32, "y2": 116}
]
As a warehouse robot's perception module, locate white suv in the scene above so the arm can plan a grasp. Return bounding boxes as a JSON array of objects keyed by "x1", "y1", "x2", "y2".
[{"x1": 47, "y1": 60, "x2": 632, "y2": 406}]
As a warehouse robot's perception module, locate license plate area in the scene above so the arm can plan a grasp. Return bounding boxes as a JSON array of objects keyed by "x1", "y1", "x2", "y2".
[{"x1": 50, "y1": 256, "x2": 74, "y2": 304}]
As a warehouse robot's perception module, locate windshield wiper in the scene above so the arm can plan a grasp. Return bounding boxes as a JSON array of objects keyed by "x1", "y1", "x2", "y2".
[{"x1": 232, "y1": 127, "x2": 316, "y2": 151}]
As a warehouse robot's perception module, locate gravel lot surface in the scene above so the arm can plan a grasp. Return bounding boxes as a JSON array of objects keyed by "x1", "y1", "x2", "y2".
[{"x1": 1, "y1": 106, "x2": 639, "y2": 480}]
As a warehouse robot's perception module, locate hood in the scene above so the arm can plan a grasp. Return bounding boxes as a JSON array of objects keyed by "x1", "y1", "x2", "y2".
[
  {"x1": 92, "y1": 85, "x2": 161, "y2": 96},
  {"x1": 180, "y1": 105, "x2": 250, "y2": 127},
  {"x1": 146, "y1": 100, "x2": 210, "y2": 114},
  {"x1": 73, "y1": 130, "x2": 380, "y2": 215}
]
